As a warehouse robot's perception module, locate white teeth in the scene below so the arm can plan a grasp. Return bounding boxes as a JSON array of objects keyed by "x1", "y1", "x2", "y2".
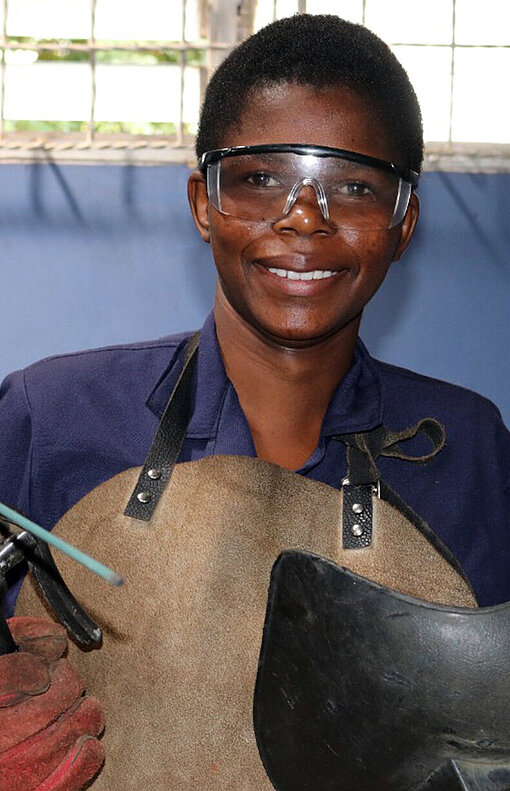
[{"x1": 267, "y1": 267, "x2": 336, "y2": 281}]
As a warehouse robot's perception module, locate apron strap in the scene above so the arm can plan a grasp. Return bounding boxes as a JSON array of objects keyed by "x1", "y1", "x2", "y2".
[
  {"x1": 334, "y1": 418, "x2": 446, "y2": 550},
  {"x1": 125, "y1": 335, "x2": 445, "y2": 533},
  {"x1": 124, "y1": 332, "x2": 200, "y2": 521},
  {"x1": 335, "y1": 418, "x2": 446, "y2": 487}
]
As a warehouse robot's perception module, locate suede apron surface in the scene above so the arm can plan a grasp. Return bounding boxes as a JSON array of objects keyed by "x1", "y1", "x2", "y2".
[{"x1": 15, "y1": 336, "x2": 476, "y2": 789}]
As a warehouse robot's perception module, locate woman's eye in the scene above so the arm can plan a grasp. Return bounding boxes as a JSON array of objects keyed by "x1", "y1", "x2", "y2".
[
  {"x1": 246, "y1": 172, "x2": 279, "y2": 188},
  {"x1": 338, "y1": 181, "x2": 373, "y2": 197}
]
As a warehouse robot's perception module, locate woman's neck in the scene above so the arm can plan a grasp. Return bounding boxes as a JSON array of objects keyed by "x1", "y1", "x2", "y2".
[{"x1": 213, "y1": 287, "x2": 360, "y2": 470}]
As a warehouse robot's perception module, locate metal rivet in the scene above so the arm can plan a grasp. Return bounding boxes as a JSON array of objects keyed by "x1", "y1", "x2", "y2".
[
  {"x1": 137, "y1": 491, "x2": 152, "y2": 504},
  {"x1": 341, "y1": 476, "x2": 350, "y2": 486},
  {"x1": 147, "y1": 468, "x2": 161, "y2": 480},
  {"x1": 352, "y1": 503, "x2": 363, "y2": 514},
  {"x1": 351, "y1": 524, "x2": 364, "y2": 537}
]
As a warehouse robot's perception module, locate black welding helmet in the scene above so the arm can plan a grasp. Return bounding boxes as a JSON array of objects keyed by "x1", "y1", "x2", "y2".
[{"x1": 254, "y1": 550, "x2": 510, "y2": 791}]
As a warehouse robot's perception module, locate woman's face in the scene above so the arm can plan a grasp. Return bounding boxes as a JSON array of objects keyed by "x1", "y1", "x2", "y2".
[{"x1": 188, "y1": 83, "x2": 419, "y2": 347}]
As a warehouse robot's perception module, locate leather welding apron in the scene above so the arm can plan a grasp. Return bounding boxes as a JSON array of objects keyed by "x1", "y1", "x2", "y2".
[{"x1": 16, "y1": 335, "x2": 477, "y2": 790}]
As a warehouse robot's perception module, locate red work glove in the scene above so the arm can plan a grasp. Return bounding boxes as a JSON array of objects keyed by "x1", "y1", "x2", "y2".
[{"x1": 0, "y1": 616, "x2": 105, "y2": 791}]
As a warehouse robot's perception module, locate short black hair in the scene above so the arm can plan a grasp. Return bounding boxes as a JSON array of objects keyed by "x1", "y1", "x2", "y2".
[{"x1": 196, "y1": 14, "x2": 423, "y2": 175}]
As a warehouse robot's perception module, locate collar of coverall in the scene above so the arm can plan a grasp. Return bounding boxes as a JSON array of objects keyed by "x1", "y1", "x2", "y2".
[{"x1": 145, "y1": 312, "x2": 384, "y2": 439}]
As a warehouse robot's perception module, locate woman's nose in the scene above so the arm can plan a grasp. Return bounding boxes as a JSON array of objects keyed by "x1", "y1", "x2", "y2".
[{"x1": 272, "y1": 182, "x2": 335, "y2": 236}]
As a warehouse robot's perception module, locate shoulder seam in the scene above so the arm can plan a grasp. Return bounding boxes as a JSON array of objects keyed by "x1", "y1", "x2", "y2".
[
  {"x1": 23, "y1": 334, "x2": 194, "y2": 371},
  {"x1": 372, "y1": 358, "x2": 504, "y2": 418}
]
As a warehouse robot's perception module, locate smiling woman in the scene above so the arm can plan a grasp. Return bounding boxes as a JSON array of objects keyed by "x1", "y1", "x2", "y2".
[
  {"x1": 188, "y1": 59, "x2": 420, "y2": 467},
  {"x1": 1, "y1": 11, "x2": 510, "y2": 791}
]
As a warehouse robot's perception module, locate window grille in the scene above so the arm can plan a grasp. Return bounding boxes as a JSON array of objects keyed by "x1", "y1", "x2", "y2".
[
  {"x1": 0, "y1": 0, "x2": 241, "y2": 163},
  {"x1": 0, "y1": 0, "x2": 508, "y2": 171}
]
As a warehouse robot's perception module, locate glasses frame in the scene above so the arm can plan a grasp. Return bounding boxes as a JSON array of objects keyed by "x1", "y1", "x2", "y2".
[{"x1": 199, "y1": 143, "x2": 420, "y2": 189}]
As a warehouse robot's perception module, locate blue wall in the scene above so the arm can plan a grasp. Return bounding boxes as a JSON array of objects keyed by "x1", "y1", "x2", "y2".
[{"x1": 1, "y1": 162, "x2": 509, "y2": 424}]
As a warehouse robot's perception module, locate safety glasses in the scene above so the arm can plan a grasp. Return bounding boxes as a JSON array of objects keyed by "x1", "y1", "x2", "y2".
[{"x1": 200, "y1": 144, "x2": 418, "y2": 231}]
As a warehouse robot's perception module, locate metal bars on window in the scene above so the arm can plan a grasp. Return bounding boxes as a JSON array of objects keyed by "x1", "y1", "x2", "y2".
[
  {"x1": 0, "y1": 0, "x2": 236, "y2": 160},
  {"x1": 0, "y1": 0, "x2": 507, "y2": 169}
]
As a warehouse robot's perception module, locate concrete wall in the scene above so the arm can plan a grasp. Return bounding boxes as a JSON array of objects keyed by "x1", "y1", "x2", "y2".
[{"x1": 1, "y1": 162, "x2": 509, "y2": 423}]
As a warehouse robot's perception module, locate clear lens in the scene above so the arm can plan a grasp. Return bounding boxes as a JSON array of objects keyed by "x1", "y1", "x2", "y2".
[{"x1": 207, "y1": 151, "x2": 411, "y2": 230}]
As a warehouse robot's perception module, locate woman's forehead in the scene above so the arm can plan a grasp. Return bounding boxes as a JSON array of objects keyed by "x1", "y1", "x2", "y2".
[{"x1": 221, "y1": 83, "x2": 400, "y2": 165}]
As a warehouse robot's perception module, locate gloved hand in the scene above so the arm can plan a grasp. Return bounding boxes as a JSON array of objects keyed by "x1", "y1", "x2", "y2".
[{"x1": 0, "y1": 616, "x2": 105, "y2": 791}]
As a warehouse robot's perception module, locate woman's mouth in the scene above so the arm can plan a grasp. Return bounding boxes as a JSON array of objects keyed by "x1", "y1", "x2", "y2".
[{"x1": 266, "y1": 267, "x2": 337, "y2": 281}]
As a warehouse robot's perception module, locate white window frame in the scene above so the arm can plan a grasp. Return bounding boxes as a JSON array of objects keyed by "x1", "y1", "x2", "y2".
[{"x1": 0, "y1": 0, "x2": 508, "y2": 173}]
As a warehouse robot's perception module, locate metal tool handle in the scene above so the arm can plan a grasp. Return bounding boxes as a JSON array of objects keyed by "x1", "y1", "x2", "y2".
[{"x1": 0, "y1": 525, "x2": 102, "y2": 651}]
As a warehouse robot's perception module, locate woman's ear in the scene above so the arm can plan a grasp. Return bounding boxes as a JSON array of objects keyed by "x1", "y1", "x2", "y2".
[
  {"x1": 188, "y1": 170, "x2": 211, "y2": 243},
  {"x1": 393, "y1": 192, "x2": 419, "y2": 262}
]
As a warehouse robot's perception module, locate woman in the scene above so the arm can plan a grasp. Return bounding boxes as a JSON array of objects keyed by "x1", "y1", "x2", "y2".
[{"x1": 1, "y1": 14, "x2": 509, "y2": 789}]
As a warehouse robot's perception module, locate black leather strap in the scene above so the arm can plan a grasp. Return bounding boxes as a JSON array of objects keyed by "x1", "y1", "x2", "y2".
[
  {"x1": 124, "y1": 332, "x2": 200, "y2": 521},
  {"x1": 335, "y1": 418, "x2": 446, "y2": 487},
  {"x1": 335, "y1": 419, "x2": 446, "y2": 550},
  {"x1": 341, "y1": 483, "x2": 373, "y2": 549}
]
